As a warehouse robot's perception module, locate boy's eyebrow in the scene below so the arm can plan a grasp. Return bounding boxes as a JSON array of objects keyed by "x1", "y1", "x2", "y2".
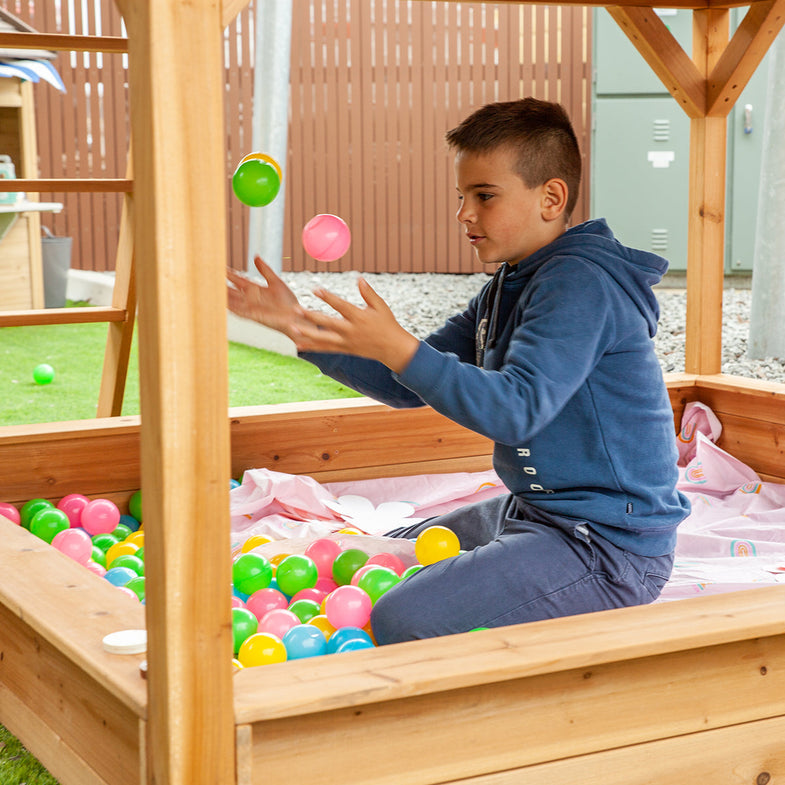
[{"x1": 457, "y1": 182, "x2": 502, "y2": 191}]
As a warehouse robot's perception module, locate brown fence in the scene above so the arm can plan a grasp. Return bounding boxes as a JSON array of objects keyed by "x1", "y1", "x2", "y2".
[{"x1": 3, "y1": 0, "x2": 591, "y2": 274}]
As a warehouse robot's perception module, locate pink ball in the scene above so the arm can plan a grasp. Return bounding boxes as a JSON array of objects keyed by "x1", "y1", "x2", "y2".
[
  {"x1": 52, "y1": 528, "x2": 93, "y2": 564},
  {"x1": 231, "y1": 596, "x2": 246, "y2": 608},
  {"x1": 324, "y1": 585, "x2": 372, "y2": 629},
  {"x1": 301, "y1": 214, "x2": 351, "y2": 262},
  {"x1": 289, "y1": 587, "x2": 327, "y2": 605},
  {"x1": 57, "y1": 493, "x2": 91, "y2": 528},
  {"x1": 81, "y1": 498, "x2": 121, "y2": 536},
  {"x1": 0, "y1": 502, "x2": 21, "y2": 526},
  {"x1": 350, "y1": 564, "x2": 376, "y2": 586},
  {"x1": 315, "y1": 575, "x2": 339, "y2": 594},
  {"x1": 366, "y1": 552, "x2": 407, "y2": 576},
  {"x1": 305, "y1": 537, "x2": 343, "y2": 578},
  {"x1": 85, "y1": 560, "x2": 107, "y2": 577},
  {"x1": 258, "y1": 608, "x2": 299, "y2": 639},
  {"x1": 247, "y1": 587, "x2": 289, "y2": 620}
]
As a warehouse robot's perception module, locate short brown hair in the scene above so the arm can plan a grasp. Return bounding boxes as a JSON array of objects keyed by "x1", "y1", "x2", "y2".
[{"x1": 445, "y1": 98, "x2": 582, "y2": 220}]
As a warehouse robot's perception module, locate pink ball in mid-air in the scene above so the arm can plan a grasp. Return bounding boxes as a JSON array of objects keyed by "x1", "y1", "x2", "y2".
[
  {"x1": 81, "y1": 498, "x2": 121, "y2": 536},
  {"x1": 301, "y1": 214, "x2": 351, "y2": 262}
]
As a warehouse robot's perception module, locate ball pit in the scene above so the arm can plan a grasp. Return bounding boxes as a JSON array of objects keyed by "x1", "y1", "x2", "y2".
[{"x1": 10, "y1": 486, "x2": 466, "y2": 668}]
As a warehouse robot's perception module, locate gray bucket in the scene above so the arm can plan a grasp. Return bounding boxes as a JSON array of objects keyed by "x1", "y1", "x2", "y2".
[{"x1": 41, "y1": 225, "x2": 72, "y2": 308}]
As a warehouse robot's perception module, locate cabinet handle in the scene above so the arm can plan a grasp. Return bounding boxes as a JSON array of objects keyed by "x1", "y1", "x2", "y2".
[{"x1": 744, "y1": 104, "x2": 753, "y2": 134}]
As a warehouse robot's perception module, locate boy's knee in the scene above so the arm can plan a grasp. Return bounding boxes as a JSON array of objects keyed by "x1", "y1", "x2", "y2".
[{"x1": 370, "y1": 582, "x2": 422, "y2": 645}]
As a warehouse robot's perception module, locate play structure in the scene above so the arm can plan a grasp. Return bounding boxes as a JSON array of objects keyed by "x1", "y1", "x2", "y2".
[{"x1": 0, "y1": 1, "x2": 784, "y2": 784}]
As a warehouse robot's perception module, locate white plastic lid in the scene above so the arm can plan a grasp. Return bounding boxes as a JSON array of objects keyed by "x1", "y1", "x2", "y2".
[{"x1": 102, "y1": 629, "x2": 147, "y2": 655}]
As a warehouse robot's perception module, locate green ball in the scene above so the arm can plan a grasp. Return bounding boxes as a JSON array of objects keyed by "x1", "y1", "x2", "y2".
[
  {"x1": 357, "y1": 565, "x2": 400, "y2": 604},
  {"x1": 288, "y1": 598, "x2": 321, "y2": 624},
  {"x1": 275, "y1": 554, "x2": 318, "y2": 597},
  {"x1": 30, "y1": 507, "x2": 70, "y2": 543},
  {"x1": 20, "y1": 498, "x2": 54, "y2": 530},
  {"x1": 232, "y1": 607, "x2": 259, "y2": 654},
  {"x1": 231, "y1": 159, "x2": 281, "y2": 207},
  {"x1": 32, "y1": 363, "x2": 55, "y2": 385},
  {"x1": 112, "y1": 523, "x2": 133, "y2": 541},
  {"x1": 232, "y1": 552, "x2": 273, "y2": 596},
  {"x1": 128, "y1": 490, "x2": 142, "y2": 522},
  {"x1": 92, "y1": 532, "x2": 120, "y2": 553},
  {"x1": 125, "y1": 576, "x2": 146, "y2": 602},
  {"x1": 331, "y1": 548, "x2": 369, "y2": 586},
  {"x1": 111, "y1": 553, "x2": 145, "y2": 576},
  {"x1": 91, "y1": 545, "x2": 107, "y2": 567}
]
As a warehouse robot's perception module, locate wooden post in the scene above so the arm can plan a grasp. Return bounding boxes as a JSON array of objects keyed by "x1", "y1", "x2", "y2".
[
  {"x1": 685, "y1": 10, "x2": 729, "y2": 375},
  {"x1": 113, "y1": 2, "x2": 235, "y2": 784}
]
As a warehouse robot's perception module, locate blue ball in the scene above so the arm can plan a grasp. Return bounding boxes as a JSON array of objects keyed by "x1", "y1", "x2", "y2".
[
  {"x1": 103, "y1": 566, "x2": 138, "y2": 587},
  {"x1": 326, "y1": 626, "x2": 374, "y2": 655},
  {"x1": 334, "y1": 637, "x2": 375, "y2": 653},
  {"x1": 282, "y1": 624, "x2": 327, "y2": 659},
  {"x1": 119, "y1": 513, "x2": 141, "y2": 532}
]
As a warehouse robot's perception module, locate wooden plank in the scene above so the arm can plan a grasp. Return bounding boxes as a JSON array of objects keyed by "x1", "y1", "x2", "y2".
[
  {"x1": 116, "y1": 1, "x2": 240, "y2": 782},
  {"x1": 0, "y1": 178, "x2": 133, "y2": 193},
  {"x1": 437, "y1": 715, "x2": 785, "y2": 784},
  {"x1": 707, "y1": 0, "x2": 785, "y2": 115},
  {"x1": 0, "y1": 305, "x2": 126, "y2": 326},
  {"x1": 0, "y1": 32, "x2": 128, "y2": 54},
  {"x1": 237, "y1": 615, "x2": 785, "y2": 784},
  {"x1": 606, "y1": 6, "x2": 706, "y2": 117}
]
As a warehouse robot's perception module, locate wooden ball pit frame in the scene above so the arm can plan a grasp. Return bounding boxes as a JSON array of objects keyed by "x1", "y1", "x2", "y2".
[{"x1": 1, "y1": 1, "x2": 785, "y2": 784}]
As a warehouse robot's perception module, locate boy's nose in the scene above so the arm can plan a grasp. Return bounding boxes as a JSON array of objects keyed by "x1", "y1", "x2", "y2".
[{"x1": 456, "y1": 201, "x2": 473, "y2": 223}]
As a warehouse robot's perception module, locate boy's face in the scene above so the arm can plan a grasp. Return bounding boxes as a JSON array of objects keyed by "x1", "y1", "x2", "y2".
[{"x1": 454, "y1": 147, "x2": 562, "y2": 267}]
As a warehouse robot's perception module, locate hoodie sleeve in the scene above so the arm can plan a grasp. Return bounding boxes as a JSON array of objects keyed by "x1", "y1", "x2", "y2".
[{"x1": 394, "y1": 258, "x2": 619, "y2": 444}]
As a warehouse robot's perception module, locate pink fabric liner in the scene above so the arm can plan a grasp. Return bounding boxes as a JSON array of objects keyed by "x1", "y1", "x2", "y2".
[{"x1": 231, "y1": 401, "x2": 785, "y2": 601}]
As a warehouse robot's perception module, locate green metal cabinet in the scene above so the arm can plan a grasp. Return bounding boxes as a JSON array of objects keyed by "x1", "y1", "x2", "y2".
[{"x1": 591, "y1": 8, "x2": 768, "y2": 273}]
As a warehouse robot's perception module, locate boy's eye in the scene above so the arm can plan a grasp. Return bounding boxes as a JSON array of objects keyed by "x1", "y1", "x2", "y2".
[{"x1": 478, "y1": 193, "x2": 494, "y2": 202}]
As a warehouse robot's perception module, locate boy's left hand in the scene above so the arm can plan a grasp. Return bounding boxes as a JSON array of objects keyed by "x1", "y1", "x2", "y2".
[{"x1": 294, "y1": 278, "x2": 420, "y2": 374}]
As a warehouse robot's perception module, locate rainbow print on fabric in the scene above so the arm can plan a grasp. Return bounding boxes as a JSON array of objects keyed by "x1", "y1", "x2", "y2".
[
  {"x1": 731, "y1": 539, "x2": 757, "y2": 557},
  {"x1": 738, "y1": 482, "x2": 762, "y2": 494},
  {"x1": 678, "y1": 420, "x2": 696, "y2": 444},
  {"x1": 685, "y1": 463, "x2": 707, "y2": 484}
]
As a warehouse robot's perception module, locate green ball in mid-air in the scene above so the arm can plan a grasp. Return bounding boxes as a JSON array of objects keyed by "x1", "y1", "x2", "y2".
[{"x1": 232, "y1": 158, "x2": 281, "y2": 207}]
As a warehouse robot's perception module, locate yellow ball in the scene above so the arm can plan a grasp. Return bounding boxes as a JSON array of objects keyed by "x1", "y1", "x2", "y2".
[
  {"x1": 106, "y1": 541, "x2": 139, "y2": 567},
  {"x1": 124, "y1": 530, "x2": 145, "y2": 547},
  {"x1": 414, "y1": 525, "x2": 460, "y2": 565},
  {"x1": 308, "y1": 614, "x2": 336, "y2": 641},
  {"x1": 238, "y1": 632, "x2": 287, "y2": 667},
  {"x1": 241, "y1": 534, "x2": 272, "y2": 553}
]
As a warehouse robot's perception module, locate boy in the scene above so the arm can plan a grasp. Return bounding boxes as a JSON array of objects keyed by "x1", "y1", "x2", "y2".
[{"x1": 226, "y1": 98, "x2": 690, "y2": 645}]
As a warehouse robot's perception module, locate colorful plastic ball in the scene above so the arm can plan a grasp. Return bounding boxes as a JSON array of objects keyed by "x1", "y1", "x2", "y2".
[
  {"x1": 81, "y1": 498, "x2": 121, "y2": 536},
  {"x1": 289, "y1": 587, "x2": 327, "y2": 605},
  {"x1": 51, "y1": 527, "x2": 93, "y2": 564},
  {"x1": 92, "y1": 532, "x2": 120, "y2": 553},
  {"x1": 105, "y1": 541, "x2": 139, "y2": 567},
  {"x1": 241, "y1": 534, "x2": 272, "y2": 553},
  {"x1": 124, "y1": 530, "x2": 145, "y2": 548},
  {"x1": 119, "y1": 513, "x2": 141, "y2": 532},
  {"x1": 304, "y1": 537, "x2": 343, "y2": 578},
  {"x1": 238, "y1": 632, "x2": 287, "y2": 668},
  {"x1": 232, "y1": 607, "x2": 260, "y2": 654},
  {"x1": 85, "y1": 559, "x2": 106, "y2": 577},
  {"x1": 91, "y1": 545, "x2": 107, "y2": 568},
  {"x1": 315, "y1": 575, "x2": 339, "y2": 594},
  {"x1": 30, "y1": 507, "x2": 70, "y2": 543},
  {"x1": 231, "y1": 595, "x2": 246, "y2": 609},
  {"x1": 288, "y1": 598, "x2": 321, "y2": 624},
  {"x1": 334, "y1": 636, "x2": 376, "y2": 653},
  {"x1": 238, "y1": 151, "x2": 283, "y2": 180},
  {"x1": 232, "y1": 658, "x2": 244, "y2": 671},
  {"x1": 350, "y1": 564, "x2": 377, "y2": 586},
  {"x1": 103, "y1": 566, "x2": 137, "y2": 587},
  {"x1": 274, "y1": 554, "x2": 318, "y2": 597},
  {"x1": 232, "y1": 157, "x2": 281, "y2": 207},
  {"x1": 324, "y1": 585, "x2": 372, "y2": 629},
  {"x1": 326, "y1": 626, "x2": 374, "y2": 654},
  {"x1": 32, "y1": 363, "x2": 55, "y2": 385},
  {"x1": 302, "y1": 214, "x2": 351, "y2": 262},
  {"x1": 258, "y1": 608, "x2": 300, "y2": 639},
  {"x1": 20, "y1": 498, "x2": 54, "y2": 530},
  {"x1": 331, "y1": 548, "x2": 369, "y2": 586},
  {"x1": 128, "y1": 490, "x2": 142, "y2": 522},
  {"x1": 357, "y1": 565, "x2": 401, "y2": 604},
  {"x1": 230, "y1": 478, "x2": 241, "y2": 489},
  {"x1": 308, "y1": 614, "x2": 337, "y2": 641},
  {"x1": 112, "y1": 522, "x2": 133, "y2": 541},
  {"x1": 111, "y1": 553, "x2": 145, "y2": 577},
  {"x1": 0, "y1": 502, "x2": 21, "y2": 526},
  {"x1": 232, "y1": 552, "x2": 274, "y2": 596},
  {"x1": 246, "y1": 587, "x2": 289, "y2": 620},
  {"x1": 56, "y1": 493, "x2": 90, "y2": 527},
  {"x1": 366, "y1": 551, "x2": 407, "y2": 575},
  {"x1": 125, "y1": 576, "x2": 146, "y2": 602},
  {"x1": 415, "y1": 525, "x2": 461, "y2": 565},
  {"x1": 282, "y1": 624, "x2": 328, "y2": 659}
]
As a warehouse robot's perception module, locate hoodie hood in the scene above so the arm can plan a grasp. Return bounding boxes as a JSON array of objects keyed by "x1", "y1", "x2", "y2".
[{"x1": 486, "y1": 218, "x2": 667, "y2": 342}]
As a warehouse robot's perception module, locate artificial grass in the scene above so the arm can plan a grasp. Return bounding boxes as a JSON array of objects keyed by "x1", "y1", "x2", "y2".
[
  {"x1": 0, "y1": 320, "x2": 361, "y2": 427},
  {"x1": 0, "y1": 725, "x2": 59, "y2": 785}
]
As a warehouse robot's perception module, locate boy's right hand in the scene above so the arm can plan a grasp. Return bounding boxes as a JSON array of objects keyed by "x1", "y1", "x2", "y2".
[{"x1": 226, "y1": 256, "x2": 305, "y2": 341}]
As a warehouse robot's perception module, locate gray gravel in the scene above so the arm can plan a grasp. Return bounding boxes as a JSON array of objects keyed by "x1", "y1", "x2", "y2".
[{"x1": 280, "y1": 271, "x2": 785, "y2": 382}]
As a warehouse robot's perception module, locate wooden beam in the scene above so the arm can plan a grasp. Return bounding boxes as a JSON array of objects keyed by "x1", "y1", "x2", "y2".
[
  {"x1": 707, "y1": 0, "x2": 785, "y2": 114},
  {"x1": 113, "y1": 0, "x2": 235, "y2": 783},
  {"x1": 605, "y1": 6, "x2": 706, "y2": 117},
  {"x1": 0, "y1": 179, "x2": 133, "y2": 193},
  {"x1": 222, "y1": 0, "x2": 252, "y2": 28},
  {"x1": 0, "y1": 32, "x2": 128, "y2": 54},
  {"x1": 685, "y1": 9, "x2": 729, "y2": 374},
  {"x1": 0, "y1": 306, "x2": 126, "y2": 327}
]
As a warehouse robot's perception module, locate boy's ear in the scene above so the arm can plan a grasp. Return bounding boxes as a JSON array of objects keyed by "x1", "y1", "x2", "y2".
[{"x1": 541, "y1": 178, "x2": 569, "y2": 221}]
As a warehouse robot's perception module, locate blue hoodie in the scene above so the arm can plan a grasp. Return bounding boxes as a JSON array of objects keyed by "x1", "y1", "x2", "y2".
[{"x1": 302, "y1": 219, "x2": 690, "y2": 555}]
